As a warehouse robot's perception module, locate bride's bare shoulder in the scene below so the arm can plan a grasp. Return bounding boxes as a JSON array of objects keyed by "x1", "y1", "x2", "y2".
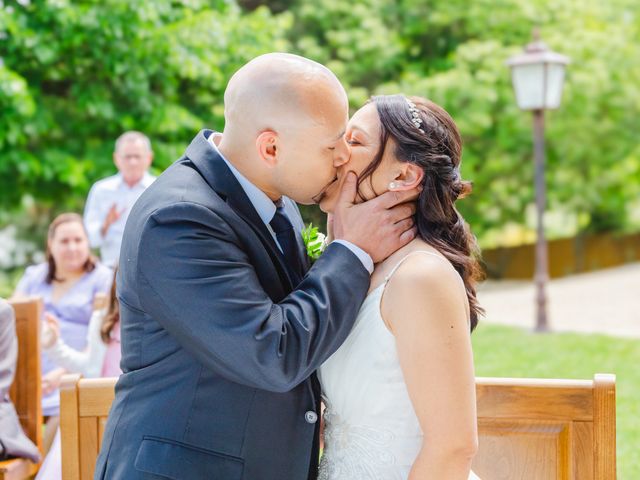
[
  {"x1": 388, "y1": 250, "x2": 461, "y2": 295},
  {"x1": 380, "y1": 241, "x2": 467, "y2": 332},
  {"x1": 385, "y1": 239, "x2": 459, "y2": 285}
]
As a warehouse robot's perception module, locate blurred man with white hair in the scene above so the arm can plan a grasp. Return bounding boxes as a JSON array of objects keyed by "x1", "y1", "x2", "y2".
[{"x1": 83, "y1": 131, "x2": 156, "y2": 267}]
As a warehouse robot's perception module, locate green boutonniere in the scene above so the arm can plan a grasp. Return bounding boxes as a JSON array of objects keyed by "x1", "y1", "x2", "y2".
[{"x1": 301, "y1": 223, "x2": 327, "y2": 261}]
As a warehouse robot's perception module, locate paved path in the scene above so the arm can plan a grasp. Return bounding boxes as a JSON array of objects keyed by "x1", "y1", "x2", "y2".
[{"x1": 477, "y1": 262, "x2": 640, "y2": 338}]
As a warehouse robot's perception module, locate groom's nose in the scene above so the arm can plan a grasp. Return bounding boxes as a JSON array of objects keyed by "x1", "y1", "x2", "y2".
[{"x1": 333, "y1": 137, "x2": 350, "y2": 168}]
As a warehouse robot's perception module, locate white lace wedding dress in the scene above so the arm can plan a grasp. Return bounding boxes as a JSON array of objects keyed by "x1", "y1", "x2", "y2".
[{"x1": 318, "y1": 251, "x2": 480, "y2": 480}]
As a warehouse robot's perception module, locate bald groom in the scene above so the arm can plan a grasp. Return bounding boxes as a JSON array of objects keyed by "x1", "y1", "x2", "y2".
[{"x1": 94, "y1": 53, "x2": 418, "y2": 480}]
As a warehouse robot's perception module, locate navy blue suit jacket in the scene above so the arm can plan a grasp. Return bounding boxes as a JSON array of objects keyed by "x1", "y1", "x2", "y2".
[{"x1": 94, "y1": 131, "x2": 370, "y2": 479}]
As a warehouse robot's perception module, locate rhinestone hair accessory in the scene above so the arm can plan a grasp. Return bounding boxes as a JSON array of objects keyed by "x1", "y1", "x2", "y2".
[{"x1": 405, "y1": 97, "x2": 425, "y2": 134}]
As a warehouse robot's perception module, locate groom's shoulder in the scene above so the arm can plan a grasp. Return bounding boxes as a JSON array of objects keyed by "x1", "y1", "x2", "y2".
[
  {"x1": 120, "y1": 159, "x2": 238, "y2": 254},
  {"x1": 134, "y1": 156, "x2": 224, "y2": 215}
]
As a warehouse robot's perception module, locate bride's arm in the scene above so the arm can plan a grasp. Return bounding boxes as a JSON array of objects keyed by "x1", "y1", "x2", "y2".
[{"x1": 382, "y1": 256, "x2": 478, "y2": 480}]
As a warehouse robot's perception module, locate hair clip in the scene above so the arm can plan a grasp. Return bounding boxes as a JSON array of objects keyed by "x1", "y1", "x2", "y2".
[{"x1": 405, "y1": 98, "x2": 425, "y2": 134}]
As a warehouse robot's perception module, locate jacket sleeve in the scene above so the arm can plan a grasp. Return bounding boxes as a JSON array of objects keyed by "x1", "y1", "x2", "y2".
[{"x1": 136, "y1": 202, "x2": 370, "y2": 392}]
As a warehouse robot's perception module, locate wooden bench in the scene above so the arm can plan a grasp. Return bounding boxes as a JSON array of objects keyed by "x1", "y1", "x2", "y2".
[
  {"x1": 472, "y1": 374, "x2": 616, "y2": 479},
  {"x1": 60, "y1": 374, "x2": 616, "y2": 480},
  {"x1": 60, "y1": 375, "x2": 116, "y2": 480},
  {"x1": 0, "y1": 298, "x2": 43, "y2": 480}
]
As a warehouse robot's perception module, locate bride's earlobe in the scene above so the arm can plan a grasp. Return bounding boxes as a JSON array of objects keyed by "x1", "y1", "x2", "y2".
[{"x1": 389, "y1": 165, "x2": 424, "y2": 191}]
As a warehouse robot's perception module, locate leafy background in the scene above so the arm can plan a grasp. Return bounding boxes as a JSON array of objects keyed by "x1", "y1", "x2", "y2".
[
  {"x1": 1, "y1": 1, "x2": 638, "y2": 475},
  {"x1": 1, "y1": 0, "x2": 639, "y2": 258}
]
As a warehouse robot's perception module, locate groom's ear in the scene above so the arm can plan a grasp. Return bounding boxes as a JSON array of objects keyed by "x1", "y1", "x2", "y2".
[
  {"x1": 390, "y1": 163, "x2": 424, "y2": 191},
  {"x1": 256, "y1": 130, "x2": 279, "y2": 168}
]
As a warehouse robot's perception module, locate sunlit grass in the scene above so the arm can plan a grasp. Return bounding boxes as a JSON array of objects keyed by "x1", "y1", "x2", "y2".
[{"x1": 472, "y1": 324, "x2": 640, "y2": 478}]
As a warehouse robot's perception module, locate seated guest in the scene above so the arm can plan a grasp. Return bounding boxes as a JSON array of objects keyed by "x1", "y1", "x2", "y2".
[
  {"x1": 12, "y1": 213, "x2": 112, "y2": 451},
  {"x1": 83, "y1": 131, "x2": 156, "y2": 267},
  {"x1": 35, "y1": 269, "x2": 122, "y2": 480},
  {"x1": 0, "y1": 298, "x2": 40, "y2": 463},
  {"x1": 41, "y1": 265, "x2": 122, "y2": 378}
]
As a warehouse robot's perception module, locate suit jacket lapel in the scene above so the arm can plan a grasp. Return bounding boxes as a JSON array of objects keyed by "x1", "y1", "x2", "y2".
[{"x1": 185, "y1": 130, "x2": 295, "y2": 291}]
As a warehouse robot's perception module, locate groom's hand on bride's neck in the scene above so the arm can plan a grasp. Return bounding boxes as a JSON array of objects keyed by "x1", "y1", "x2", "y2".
[{"x1": 332, "y1": 172, "x2": 420, "y2": 264}]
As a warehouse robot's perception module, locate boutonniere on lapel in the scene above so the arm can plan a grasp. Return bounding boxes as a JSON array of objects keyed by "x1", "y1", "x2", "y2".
[{"x1": 301, "y1": 224, "x2": 327, "y2": 261}]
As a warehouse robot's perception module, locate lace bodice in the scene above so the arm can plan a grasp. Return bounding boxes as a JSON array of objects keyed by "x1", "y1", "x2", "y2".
[{"x1": 318, "y1": 251, "x2": 480, "y2": 480}]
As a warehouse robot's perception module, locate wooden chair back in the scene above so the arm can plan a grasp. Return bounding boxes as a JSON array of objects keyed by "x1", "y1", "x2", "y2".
[
  {"x1": 60, "y1": 374, "x2": 616, "y2": 480},
  {"x1": 0, "y1": 297, "x2": 43, "y2": 480},
  {"x1": 60, "y1": 375, "x2": 115, "y2": 480},
  {"x1": 472, "y1": 374, "x2": 616, "y2": 479}
]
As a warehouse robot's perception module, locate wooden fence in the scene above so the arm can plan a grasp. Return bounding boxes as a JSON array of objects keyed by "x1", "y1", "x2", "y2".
[{"x1": 482, "y1": 231, "x2": 640, "y2": 279}]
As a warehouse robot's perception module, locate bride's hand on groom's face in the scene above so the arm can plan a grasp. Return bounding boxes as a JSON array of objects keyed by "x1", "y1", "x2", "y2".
[{"x1": 332, "y1": 172, "x2": 420, "y2": 264}]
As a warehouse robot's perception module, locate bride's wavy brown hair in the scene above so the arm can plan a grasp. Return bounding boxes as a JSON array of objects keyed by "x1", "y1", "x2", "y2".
[{"x1": 358, "y1": 94, "x2": 484, "y2": 331}]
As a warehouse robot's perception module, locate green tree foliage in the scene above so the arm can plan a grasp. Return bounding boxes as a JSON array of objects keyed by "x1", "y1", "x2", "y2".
[
  {"x1": 1, "y1": 0, "x2": 638, "y2": 242},
  {"x1": 0, "y1": 0, "x2": 291, "y2": 213},
  {"x1": 290, "y1": 0, "x2": 640, "y2": 238}
]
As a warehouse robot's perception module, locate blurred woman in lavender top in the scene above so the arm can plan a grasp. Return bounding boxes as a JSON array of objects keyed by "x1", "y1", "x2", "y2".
[
  {"x1": 35, "y1": 266, "x2": 122, "y2": 480},
  {"x1": 12, "y1": 213, "x2": 112, "y2": 450}
]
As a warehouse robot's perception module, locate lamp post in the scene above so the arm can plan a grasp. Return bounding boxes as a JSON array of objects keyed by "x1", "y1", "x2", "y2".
[{"x1": 507, "y1": 30, "x2": 569, "y2": 332}]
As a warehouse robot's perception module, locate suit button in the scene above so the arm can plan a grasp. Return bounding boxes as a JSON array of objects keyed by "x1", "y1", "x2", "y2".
[{"x1": 305, "y1": 411, "x2": 318, "y2": 424}]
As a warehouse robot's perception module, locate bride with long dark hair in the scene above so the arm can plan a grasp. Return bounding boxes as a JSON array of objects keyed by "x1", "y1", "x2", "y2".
[{"x1": 318, "y1": 95, "x2": 483, "y2": 480}]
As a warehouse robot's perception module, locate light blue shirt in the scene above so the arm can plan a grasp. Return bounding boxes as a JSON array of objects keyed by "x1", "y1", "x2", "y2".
[
  {"x1": 84, "y1": 172, "x2": 155, "y2": 267},
  {"x1": 207, "y1": 133, "x2": 373, "y2": 273}
]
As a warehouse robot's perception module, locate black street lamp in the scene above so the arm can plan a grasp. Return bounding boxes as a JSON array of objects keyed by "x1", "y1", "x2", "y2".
[{"x1": 507, "y1": 30, "x2": 569, "y2": 332}]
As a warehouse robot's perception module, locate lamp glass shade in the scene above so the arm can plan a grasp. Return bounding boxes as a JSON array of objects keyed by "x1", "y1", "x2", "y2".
[
  {"x1": 511, "y1": 63, "x2": 545, "y2": 110},
  {"x1": 544, "y1": 63, "x2": 566, "y2": 109},
  {"x1": 510, "y1": 60, "x2": 567, "y2": 110}
]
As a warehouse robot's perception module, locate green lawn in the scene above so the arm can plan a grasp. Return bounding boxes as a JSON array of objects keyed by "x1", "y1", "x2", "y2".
[{"x1": 472, "y1": 324, "x2": 640, "y2": 478}]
